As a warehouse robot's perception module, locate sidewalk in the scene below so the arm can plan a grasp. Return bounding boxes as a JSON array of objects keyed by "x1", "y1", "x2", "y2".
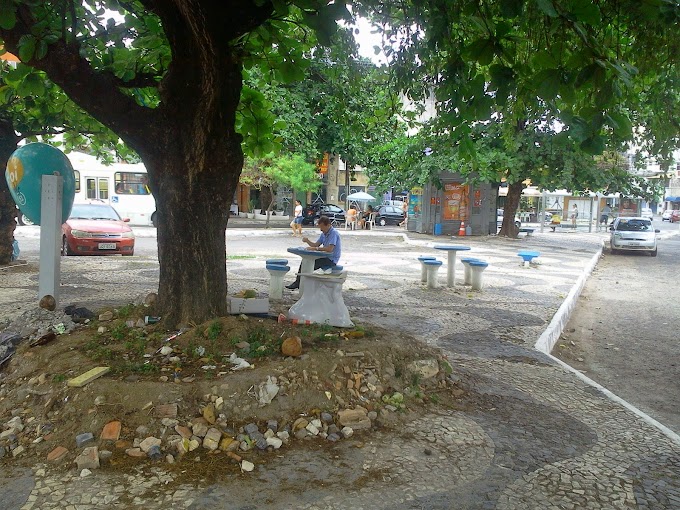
[{"x1": 1, "y1": 228, "x2": 679, "y2": 509}]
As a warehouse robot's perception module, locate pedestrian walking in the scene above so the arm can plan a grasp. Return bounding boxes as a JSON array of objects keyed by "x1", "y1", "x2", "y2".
[{"x1": 290, "y1": 200, "x2": 303, "y2": 236}]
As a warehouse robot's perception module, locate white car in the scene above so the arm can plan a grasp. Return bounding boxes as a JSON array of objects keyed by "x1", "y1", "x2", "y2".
[
  {"x1": 661, "y1": 210, "x2": 672, "y2": 221},
  {"x1": 609, "y1": 217, "x2": 658, "y2": 257},
  {"x1": 640, "y1": 207, "x2": 654, "y2": 221}
]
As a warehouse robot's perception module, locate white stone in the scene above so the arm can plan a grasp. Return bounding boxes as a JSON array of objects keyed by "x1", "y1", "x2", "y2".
[
  {"x1": 266, "y1": 437, "x2": 283, "y2": 449},
  {"x1": 406, "y1": 359, "x2": 440, "y2": 379},
  {"x1": 160, "y1": 346, "x2": 173, "y2": 356},
  {"x1": 341, "y1": 426, "x2": 354, "y2": 438},
  {"x1": 80, "y1": 469, "x2": 92, "y2": 478},
  {"x1": 139, "y1": 436, "x2": 161, "y2": 453},
  {"x1": 241, "y1": 460, "x2": 255, "y2": 472}
]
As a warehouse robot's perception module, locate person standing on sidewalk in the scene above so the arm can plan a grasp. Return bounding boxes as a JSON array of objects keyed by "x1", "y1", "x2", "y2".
[
  {"x1": 290, "y1": 200, "x2": 303, "y2": 236},
  {"x1": 570, "y1": 204, "x2": 578, "y2": 228},
  {"x1": 286, "y1": 216, "x2": 341, "y2": 290}
]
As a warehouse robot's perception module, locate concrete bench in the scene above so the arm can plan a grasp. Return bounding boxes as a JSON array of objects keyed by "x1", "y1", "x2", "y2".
[
  {"x1": 422, "y1": 259, "x2": 443, "y2": 289},
  {"x1": 266, "y1": 263, "x2": 291, "y2": 300},
  {"x1": 518, "y1": 228, "x2": 535, "y2": 236},
  {"x1": 417, "y1": 256, "x2": 437, "y2": 283},
  {"x1": 517, "y1": 251, "x2": 540, "y2": 267},
  {"x1": 468, "y1": 260, "x2": 489, "y2": 290},
  {"x1": 460, "y1": 257, "x2": 481, "y2": 285}
]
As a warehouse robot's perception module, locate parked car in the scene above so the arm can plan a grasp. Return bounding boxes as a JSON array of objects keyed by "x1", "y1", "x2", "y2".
[
  {"x1": 661, "y1": 210, "x2": 672, "y2": 221},
  {"x1": 640, "y1": 207, "x2": 654, "y2": 221},
  {"x1": 609, "y1": 217, "x2": 658, "y2": 257},
  {"x1": 62, "y1": 201, "x2": 135, "y2": 256},
  {"x1": 497, "y1": 208, "x2": 521, "y2": 229},
  {"x1": 375, "y1": 205, "x2": 405, "y2": 226},
  {"x1": 301, "y1": 203, "x2": 346, "y2": 225},
  {"x1": 670, "y1": 210, "x2": 680, "y2": 223}
]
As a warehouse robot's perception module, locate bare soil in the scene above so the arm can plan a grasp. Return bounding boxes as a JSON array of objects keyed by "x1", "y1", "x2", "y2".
[{"x1": 0, "y1": 302, "x2": 470, "y2": 478}]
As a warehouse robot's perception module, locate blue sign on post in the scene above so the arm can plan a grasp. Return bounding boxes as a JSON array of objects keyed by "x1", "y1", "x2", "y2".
[{"x1": 5, "y1": 143, "x2": 76, "y2": 225}]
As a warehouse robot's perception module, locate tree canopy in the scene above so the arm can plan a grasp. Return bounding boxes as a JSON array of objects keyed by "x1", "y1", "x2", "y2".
[{"x1": 0, "y1": 0, "x2": 677, "y2": 321}]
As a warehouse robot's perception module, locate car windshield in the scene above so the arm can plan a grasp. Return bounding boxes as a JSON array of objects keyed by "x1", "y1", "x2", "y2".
[
  {"x1": 616, "y1": 219, "x2": 651, "y2": 231},
  {"x1": 69, "y1": 204, "x2": 121, "y2": 221}
]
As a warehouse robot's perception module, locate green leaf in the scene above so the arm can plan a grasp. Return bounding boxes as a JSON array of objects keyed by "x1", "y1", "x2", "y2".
[
  {"x1": 535, "y1": 0, "x2": 558, "y2": 17},
  {"x1": 569, "y1": 0, "x2": 601, "y2": 24},
  {"x1": 0, "y1": 1, "x2": 16, "y2": 29},
  {"x1": 532, "y1": 50, "x2": 558, "y2": 69},
  {"x1": 606, "y1": 112, "x2": 632, "y2": 137},
  {"x1": 35, "y1": 40, "x2": 48, "y2": 60},
  {"x1": 535, "y1": 69, "x2": 561, "y2": 100},
  {"x1": 18, "y1": 35, "x2": 36, "y2": 63},
  {"x1": 277, "y1": 61, "x2": 305, "y2": 83},
  {"x1": 500, "y1": 0, "x2": 524, "y2": 17},
  {"x1": 463, "y1": 38, "x2": 496, "y2": 66},
  {"x1": 580, "y1": 134, "x2": 604, "y2": 154},
  {"x1": 16, "y1": 72, "x2": 45, "y2": 97}
]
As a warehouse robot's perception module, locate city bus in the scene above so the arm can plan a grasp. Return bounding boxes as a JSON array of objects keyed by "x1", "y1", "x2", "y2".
[{"x1": 17, "y1": 151, "x2": 157, "y2": 227}]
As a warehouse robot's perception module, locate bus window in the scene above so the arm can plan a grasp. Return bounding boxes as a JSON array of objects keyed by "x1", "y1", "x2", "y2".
[
  {"x1": 86, "y1": 178, "x2": 97, "y2": 199},
  {"x1": 85, "y1": 177, "x2": 109, "y2": 200},
  {"x1": 98, "y1": 178, "x2": 109, "y2": 200},
  {"x1": 74, "y1": 170, "x2": 81, "y2": 193},
  {"x1": 115, "y1": 172, "x2": 150, "y2": 195}
]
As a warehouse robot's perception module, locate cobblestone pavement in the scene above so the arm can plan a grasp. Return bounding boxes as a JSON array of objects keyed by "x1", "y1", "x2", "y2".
[{"x1": 1, "y1": 227, "x2": 679, "y2": 509}]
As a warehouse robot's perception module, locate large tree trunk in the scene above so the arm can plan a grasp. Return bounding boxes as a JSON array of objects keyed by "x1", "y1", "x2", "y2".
[
  {"x1": 149, "y1": 56, "x2": 244, "y2": 327},
  {"x1": 153, "y1": 154, "x2": 239, "y2": 327},
  {"x1": 0, "y1": 117, "x2": 19, "y2": 265},
  {"x1": 498, "y1": 181, "x2": 522, "y2": 238}
]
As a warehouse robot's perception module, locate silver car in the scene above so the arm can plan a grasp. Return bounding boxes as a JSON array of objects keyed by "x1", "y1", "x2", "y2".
[{"x1": 609, "y1": 217, "x2": 659, "y2": 257}]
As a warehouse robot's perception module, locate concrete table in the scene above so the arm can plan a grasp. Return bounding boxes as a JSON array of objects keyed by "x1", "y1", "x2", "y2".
[
  {"x1": 286, "y1": 247, "x2": 331, "y2": 295},
  {"x1": 434, "y1": 244, "x2": 471, "y2": 287}
]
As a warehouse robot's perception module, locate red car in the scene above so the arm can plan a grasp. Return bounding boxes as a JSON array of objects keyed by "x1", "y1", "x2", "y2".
[
  {"x1": 62, "y1": 202, "x2": 135, "y2": 256},
  {"x1": 670, "y1": 210, "x2": 680, "y2": 223}
]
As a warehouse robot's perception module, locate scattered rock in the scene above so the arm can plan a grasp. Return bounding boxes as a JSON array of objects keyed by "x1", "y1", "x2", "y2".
[
  {"x1": 337, "y1": 408, "x2": 371, "y2": 430},
  {"x1": 47, "y1": 446, "x2": 69, "y2": 463},
  {"x1": 39, "y1": 295, "x2": 56, "y2": 311},
  {"x1": 281, "y1": 336, "x2": 302, "y2": 357},
  {"x1": 139, "y1": 437, "x2": 161, "y2": 453},
  {"x1": 100, "y1": 421, "x2": 121, "y2": 441},
  {"x1": 203, "y1": 428, "x2": 222, "y2": 450},
  {"x1": 76, "y1": 432, "x2": 95, "y2": 448},
  {"x1": 75, "y1": 446, "x2": 100, "y2": 470},
  {"x1": 98, "y1": 311, "x2": 114, "y2": 321},
  {"x1": 406, "y1": 359, "x2": 440, "y2": 379}
]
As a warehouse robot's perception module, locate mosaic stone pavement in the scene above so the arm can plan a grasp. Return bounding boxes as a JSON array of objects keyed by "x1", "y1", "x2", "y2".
[{"x1": 1, "y1": 228, "x2": 679, "y2": 509}]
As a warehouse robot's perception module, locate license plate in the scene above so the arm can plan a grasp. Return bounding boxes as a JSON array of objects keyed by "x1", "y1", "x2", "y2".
[
  {"x1": 98, "y1": 243, "x2": 116, "y2": 250},
  {"x1": 627, "y1": 242, "x2": 640, "y2": 246}
]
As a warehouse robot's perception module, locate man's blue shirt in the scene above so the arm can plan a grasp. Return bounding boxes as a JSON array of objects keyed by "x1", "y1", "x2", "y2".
[{"x1": 318, "y1": 227, "x2": 341, "y2": 264}]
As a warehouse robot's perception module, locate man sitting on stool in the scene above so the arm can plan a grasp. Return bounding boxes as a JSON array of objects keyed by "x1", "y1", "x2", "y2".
[{"x1": 286, "y1": 216, "x2": 342, "y2": 290}]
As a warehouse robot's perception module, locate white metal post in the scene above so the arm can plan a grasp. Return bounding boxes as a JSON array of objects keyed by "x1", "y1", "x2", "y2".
[{"x1": 38, "y1": 175, "x2": 63, "y2": 305}]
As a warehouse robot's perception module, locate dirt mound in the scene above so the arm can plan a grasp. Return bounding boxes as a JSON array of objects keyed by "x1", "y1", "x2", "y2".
[{"x1": 0, "y1": 304, "x2": 468, "y2": 477}]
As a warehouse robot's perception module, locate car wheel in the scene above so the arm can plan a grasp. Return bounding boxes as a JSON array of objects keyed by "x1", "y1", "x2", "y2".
[
  {"x1": 151, "y1": 211, "x2": 158, "y2": 228},
  {"x1": 61, "y1": 236, "x2": 72, "y2": 256},
  {"x1": 123, "y1": 251, "x2": 134, "y2": 256},
  {"x1": 18, "y1": 213, "x2": 34, "y2": 226},
  {"x1": 610, "y1": 247, "x2": 618, "y2": 254},
  {"x1": 514, "y1": 221, "x2": 521, "y2": 229},
  {"x1": 651, "y1": 248, "x2": 657, "y2": 257},
  {"x1": 379, "y1": 217, "x2": 387, "y2": 226}
]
